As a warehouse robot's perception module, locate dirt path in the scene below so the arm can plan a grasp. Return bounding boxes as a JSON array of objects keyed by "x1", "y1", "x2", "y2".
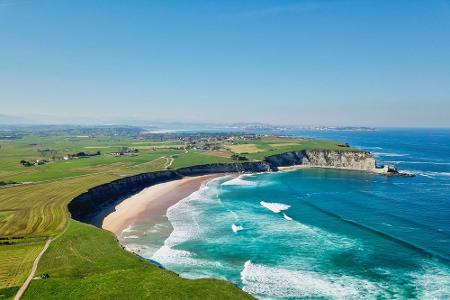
[
  {"x1": 14, "y1": 238, "x2": 51, "y2": 300},
  {"x1": 164, "y1": 156, "x2": 174, "y2": 169}
]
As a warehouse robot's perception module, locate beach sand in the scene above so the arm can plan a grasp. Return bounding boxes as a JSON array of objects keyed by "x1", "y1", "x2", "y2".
[
  {"x1": 102, "y1": 174, "x2": 226, "y2": 236},
  {"x1": 277, "y1": 165, "x2": 310, "y2": 171}
]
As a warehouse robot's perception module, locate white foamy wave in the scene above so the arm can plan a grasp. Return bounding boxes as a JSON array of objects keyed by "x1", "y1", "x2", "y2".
[
  {"x1": 151, "y1": 178, "x2": 225, "y2": 272},
  {"x1": 373, "y1": 152, "x2": 408, "y2": 157},
  {"x1": 431, "y1": 171, "x2": 450, "y2": 177},
  {"x1": 122, "y1": 225, "x2": 136, "y2": 233},
  {"x1": 154, "y1": 178, "x2": 222, "y2": 250},
  {"x1": 232, "y1": 224, "x2": 244, "y2": 233},
  {"x1": 124, "y1": 235, "x2": 140, "y2": 239},
  {"x1": 283, "y1": 213, "x2": 293, "y2": 221},
  {"x1": 402, "y1": 170, "x2": 450, "y2": 178},
  {"x1": 222, "y1": 176, "x2": 256, "y2": 186},
  {"x1": 388, "y1": 160, "x2": 450, "y2": 165},
  {"x1": 260, "y1": 201, "x2": 290, "y2": 213},
  {"x1": 152, "y1": 245, "x2": 222, "y2": 272},
  {"x1": 357, "y1": 146, "x2": 383, "y2": 151},
  {"x1": 410, "y1": 263, "x2": 450, "y2": 299},
  {"x1": 240, "y1": 261, "x2": 383, "y2": 299}
]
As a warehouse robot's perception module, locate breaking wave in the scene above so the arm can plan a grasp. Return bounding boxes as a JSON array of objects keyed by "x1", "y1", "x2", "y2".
[
  {"x1": 401, "y1": 170, "x2": 450, "y2": 179},
  {"x1": 260, "y1": 201, "x2": 290, "y2": 213},
  {"x1": 240, "y1": 261, "x2": 385, "y2": 299},
  {"x1": 232, "y1": 224, "x2": 244, "y2": 233},
  {"x1": 388, "y1": 160, "x2": 450, "y2": 166},
  {"x1": 372, "y1": 152, "x2": 408, "y2": 157},
  {"x1": 222, "y1": 176, "x2": 257, "y2": 186},
  {"x1": 283, "y1": 213, "x2": 293, "y2": 221}
]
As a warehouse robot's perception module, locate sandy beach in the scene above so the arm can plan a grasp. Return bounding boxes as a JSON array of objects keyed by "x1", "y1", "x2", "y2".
[
  {"x1": 277, "y1": 164, "x2": 310, "y2": 171},
  {"x1": 102, "y1": 174, "x2": 226, "y2": 236}
]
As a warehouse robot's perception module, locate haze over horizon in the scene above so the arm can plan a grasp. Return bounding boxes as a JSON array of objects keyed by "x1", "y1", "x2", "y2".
[{"x1": 1, "y1": 0, "x2": 450, "y2": 127}]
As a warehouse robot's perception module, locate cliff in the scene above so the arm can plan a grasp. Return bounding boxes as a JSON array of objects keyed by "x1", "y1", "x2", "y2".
[
  {"x1": 68, "y1": 150, "x2": 403, "y2": 225},
  {"x1": 265, "y1": 150, "x2": 378, "y2": 171},
  {"x1": 68, "y1": 161, "x2": 271, "y2": 224}
]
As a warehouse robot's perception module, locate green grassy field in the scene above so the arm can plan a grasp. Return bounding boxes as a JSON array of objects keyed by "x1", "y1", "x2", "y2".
[
  {"x1": 224, "y1": 137, "x2": 358, "y2": 160},
  {"x1": 22, "y1": 220, "x2": 252, "y2": 300},
  {"x1": 0, "y1": 243, "x2": 44, "y2": 293},
  {"x1": 0, "y1": 134, "x2": 355, "y2": 299}
]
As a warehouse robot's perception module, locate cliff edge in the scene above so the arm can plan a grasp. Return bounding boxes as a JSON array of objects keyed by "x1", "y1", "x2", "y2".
[{"x1": 68, "y1": 149, "x2": 409, "y2": 225}]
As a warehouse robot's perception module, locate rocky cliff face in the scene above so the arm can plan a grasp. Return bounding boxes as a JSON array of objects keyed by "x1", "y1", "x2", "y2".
[
  {"x1": 69, "y1": 161, "x2": 271, "y2": 224},
  {"x1": 69, "y1": 150, "x2": 392, "y2": 225},
  {"x1": 265, "y1": 150, "x2": 377, "y2": 171}
]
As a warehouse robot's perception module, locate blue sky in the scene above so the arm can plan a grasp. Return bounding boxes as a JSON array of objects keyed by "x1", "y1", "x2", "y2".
[{"x1": 1, "y1": 0, "x2": 449, "y2": 126}]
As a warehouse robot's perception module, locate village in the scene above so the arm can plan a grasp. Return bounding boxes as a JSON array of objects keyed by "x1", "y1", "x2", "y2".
[{"x1": 17, "y1": 132, "x2": 268, "y2": 167}]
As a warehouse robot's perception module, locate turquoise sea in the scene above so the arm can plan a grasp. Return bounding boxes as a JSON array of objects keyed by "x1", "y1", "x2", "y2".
[{"x1": 120, "y1": 129, "x2": 450, "y2": 299}]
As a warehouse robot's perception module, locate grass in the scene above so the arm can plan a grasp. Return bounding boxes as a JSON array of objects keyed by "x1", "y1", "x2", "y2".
[
  {"x1": 0, "y1": 134, "x2": 357, "y2": 299},
  {"x1": 22, "y1": 220, "x2": 252, "y2": 299},
  {"x1": 0, "y1": 135, "x2": 181, "y2": 182},
  {"x1": 0, "y1": 174, "x2": 119, "y2": 238},
  {"x1": 227, "y1": 144, "x2": 263, "y2": 154},
  {"x1": 228, "y1": 137, "x2": 359, "y2": 160},
  {"x1": 170, "y1": 151, "x2": 234, "y2": 169},
  {"x1": 0, "y1": 242, "x2": 44, "y2": 293}
]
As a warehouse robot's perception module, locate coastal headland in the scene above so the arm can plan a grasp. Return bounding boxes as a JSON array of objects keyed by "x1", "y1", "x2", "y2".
[
  {"x1": 0, "y1": 132, "x2": 408, "y2": 299},
  {"x1": 73, "y1": 149, "x2": 406, "y2": 240}
]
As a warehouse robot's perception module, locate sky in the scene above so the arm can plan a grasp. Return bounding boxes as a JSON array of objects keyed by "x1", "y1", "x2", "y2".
[{"x1": 1, "y1": 0, "x2": 450, "y2": 127}]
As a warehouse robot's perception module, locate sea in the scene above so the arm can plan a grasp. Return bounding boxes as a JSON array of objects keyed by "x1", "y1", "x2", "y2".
[{"x1": 120, "y1": 128, "x2": 450, "y2": 299}]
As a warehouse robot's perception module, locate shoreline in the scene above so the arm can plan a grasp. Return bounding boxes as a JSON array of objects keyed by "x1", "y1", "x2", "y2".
[
  {"x1": 101, "y1": 164, "x2": 393, "y2": 238},
  {"x1": 102, "y1": 173, "x2": 227, "y2": 236}
]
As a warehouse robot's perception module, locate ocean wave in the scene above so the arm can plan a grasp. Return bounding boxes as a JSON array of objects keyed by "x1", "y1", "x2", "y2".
[
  {"x1": 260, "y1": 201, "x2": 290, "y2": 213},
  {"x1": 358, "y1": 146, "x2": 383, "y2": 150},
  {"x1": 240, "y1": 261, "x2": 385, "y2": 299},
  {"x1": 122, "y1": 225, "x2": 136, "y2": 233},
  {"x1": 222, "y1": 176, "x2": 257, "y2": 186},
  {"x1": 152, "y1": 245, "x2": 222, "y2": 271},
  {"x1": 402, "y1": 170, "x2": 450, "y2": 178},
  {"x1": 150, "y1": 177, "x2": 227, "y2": 273},
  {"x1": 410, "y1": 263, "x2": 450, "y2": 299},
  {"x1": 283, "y1": 213, "x2": 293, "y2": 221},
  {"x1": 232, "y1": 224, "x2": 244, "y2": 233},
  {"x1": 388, "y1": 160, "x2": 450, "y2": 165},
  {"x1": 372, "y1": 152, "x2": 408, "y2": 157},
  {"x1": 161, "y1": 178, "x2": 222, "y2": 248},
  {"x1": 124, "y1": 235, "x2": 140, "y2": 239}
]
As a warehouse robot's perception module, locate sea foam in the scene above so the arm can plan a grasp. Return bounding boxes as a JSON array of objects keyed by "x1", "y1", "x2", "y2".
[
  {"x1": 283, "y1": 213, "x2": 293, "y2": 221},
  {"x1": 151, "y1": 178, "x2": 225, "y2": 275},
  {"x1": 373, "y1": 152, "x2": 408, "y2": 157},
  {"x1": 222, "y1": 176, "x2": 256, "y2": 186},
  {"x1": 260, "y1": 201, "x2": 290, "y2": 213},
  {"x1": 240, "y1": 261, "x2": 384, "y2": 299},
  {"x1": 232, "y1": 224, "x2": 244, "y2": 233}
]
